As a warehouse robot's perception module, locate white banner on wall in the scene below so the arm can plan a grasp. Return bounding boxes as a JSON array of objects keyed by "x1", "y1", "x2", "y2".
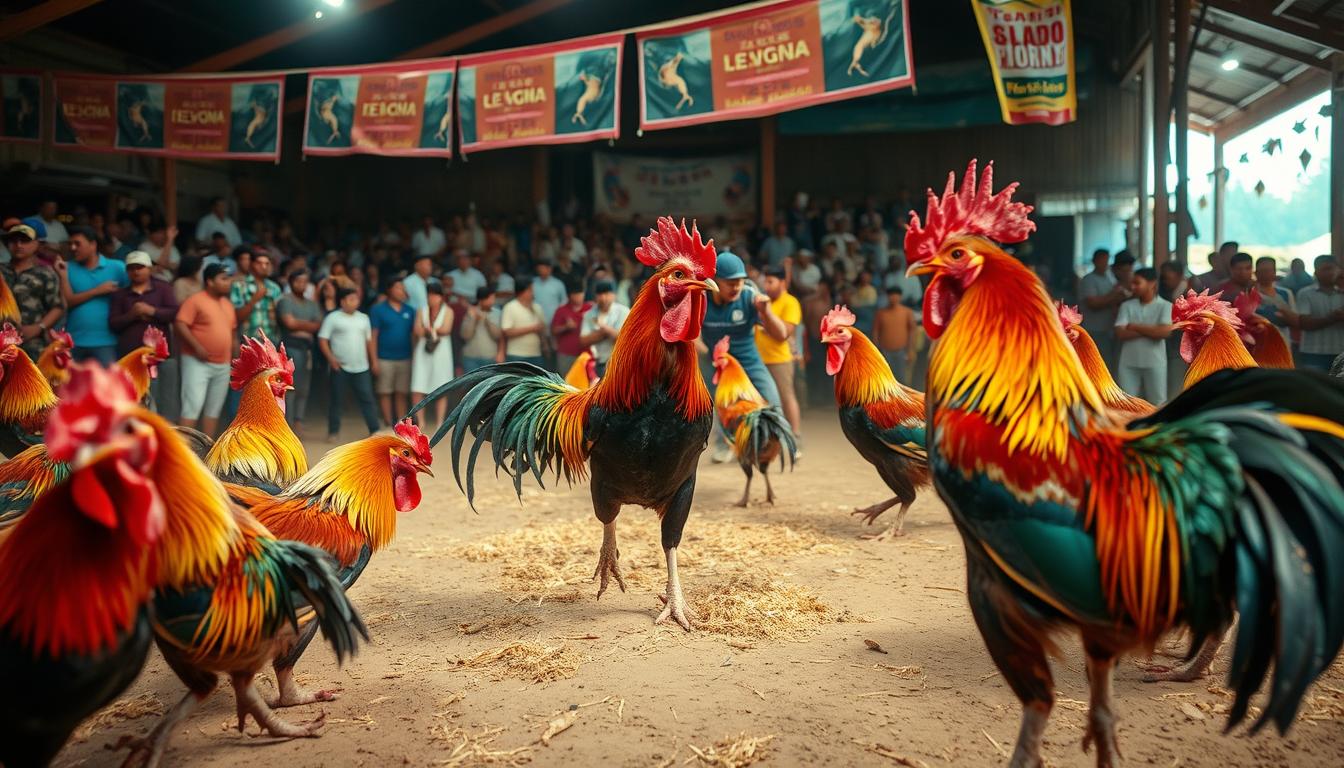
[{"x1": 592, "y1": 152, "x2": 757, "y2": 224}]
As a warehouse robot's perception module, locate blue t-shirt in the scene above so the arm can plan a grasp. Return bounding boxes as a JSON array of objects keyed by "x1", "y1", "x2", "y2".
[
  {"x1": 369, "y1": 300, "x2": 415, "y2": 360},
  {"x1": 66, "y1": 256, "x2": 128, "y2": 348},
  {"x1": 702, "y1": 289, "x2": 762, "y2": 368}
]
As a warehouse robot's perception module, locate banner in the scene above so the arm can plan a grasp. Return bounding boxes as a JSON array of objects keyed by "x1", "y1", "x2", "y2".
[
  {"x1": 303, "y1": 59, "x2": 456, "y2": 158},
  {"x1": 457, "y1": 33, "x2": 623, "y2": 154},
  {"x1": 970, "y1": 0, "x2": 1076, "y2": 126},
  {"x1": 52, "y1": 73, "x2": 285, "y2": 160},
  {"x1": 593, "y1": 152, "x2": 757, "y2": 224},
  {"x1": 636, "y1": 0, "x2": 913, "y2": 131},
  {"x1": 1, "y1": 71, "x2": 42, "y2": 143}
]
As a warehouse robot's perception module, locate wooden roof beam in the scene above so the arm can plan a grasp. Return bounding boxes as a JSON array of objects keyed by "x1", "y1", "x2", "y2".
[
  {"x1": 0, "y1": 0, "x2": 103, "y2": 43},
  {"x1": 1212, "y1": 64, "x2": 1330, "y2": 141},
  {"x1": 182, "y1": 0, "x2": 400, "y2": 72},
  {"x1": 1204, "y1": 20, "x2": 1331, "y2": 68},
  {"x1": 1204, "y1": 0, "x2": 1344, "y2": 53}
]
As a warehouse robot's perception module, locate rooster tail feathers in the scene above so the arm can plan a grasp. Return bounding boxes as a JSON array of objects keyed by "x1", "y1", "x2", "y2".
[
  {"x1": 737, "y1": 406, "x2": 798, "y2": 471},
  {"x1": 273, "y1": 539, "x2": 368, "y2": 666}
]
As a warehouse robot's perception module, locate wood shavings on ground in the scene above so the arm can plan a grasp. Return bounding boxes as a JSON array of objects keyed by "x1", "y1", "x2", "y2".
[
  {"x1": 431, "y1": 724, "x2": 533, "y2": 766},
  {"x1": 73, "y1": 693, "x2": 164, "y2": 741},
  {"x1": 686, "y1": 573, "x2": 847, "y2": 640},
  {"x1": 686, "y1": 732, "x2": 775, "y2": 767},
  {"x1": 456, "y1": 640, "x2": 583, "y2": 683}
]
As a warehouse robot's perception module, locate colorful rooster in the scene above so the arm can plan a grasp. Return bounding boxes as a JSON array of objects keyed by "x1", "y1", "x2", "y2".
[
  {"x1": 1231, "y1": 290, "x2": 1295, "y2": 370},
  {"x1": 117, "y1": 325, "x2": 171, "y2": 404},
  {"x1": 710, "y1": 336, "x2": 796, "y2": 506},
  {"x1": 907, "y1": 160, "x2": 1344, "y2": 766},
  {"x1": 35, "y1": 328, "x2": 74, "y2": 390},
  {"x1": 225, "y1": 419, "x2": 431, "y2": 707},
  {"x1": 819, "y1": 305, "x2": 929, "y2": 540},
  {"x1": 205, "y1": 334, "x2": 305, "y2": 491},
  {"x1": 1171, "y1": 289, "x2": 1257, "y2": 389},
  {"x1": 0, "y1": 323, "x2": 58, "y2": 460},
  {"x1": 564, "y1": 349, "x2": 600, "y2": 390},
  {"x1": 1055, "y1": 302, "x2": 1154, "y2": 416},
  {"x1": 0, "y1": 365, "x2": 164, "y2": 768},
  {"x1": 409, "y1": 216, "x2": 718, "y2": 630}
]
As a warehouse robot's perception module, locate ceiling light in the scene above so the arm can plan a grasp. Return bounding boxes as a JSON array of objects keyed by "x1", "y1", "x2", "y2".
[
  {"x1": 314, "y1": 9, "x2": 323, "y2": 18},
  {"x1": 1220, "y1": 58, "x2": 1240, "y2": 71}
]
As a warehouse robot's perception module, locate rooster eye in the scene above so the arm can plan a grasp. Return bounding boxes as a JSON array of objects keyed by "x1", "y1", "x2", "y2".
[{"x1": 951, "y1": 249, "x2": 966, "y2": 260}]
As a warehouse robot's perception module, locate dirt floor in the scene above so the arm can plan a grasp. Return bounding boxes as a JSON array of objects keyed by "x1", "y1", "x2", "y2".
[{"x1": 57, "y1": 410, "x2": 1344, "y2": 767}]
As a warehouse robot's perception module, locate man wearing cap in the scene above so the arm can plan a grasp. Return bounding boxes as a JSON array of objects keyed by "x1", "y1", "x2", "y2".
[
  {"x1": 176, "y1": 264, "x2": 238, "y2": 437},
  {"x1": 110, "y1": 250, "x2": 180, "y2": 414},
  {"x1": 56, "y1": 225, "x2": 128, "y2": 364},
  {"x1": 0, "y1": 222, "x2": 64, "y2": 360},
  {"x1": 699, "y1": 251, "x2": 789, "y2": 462},
  {"x1": 579, "y1": 280, "x2": 629, "y2": 378}
]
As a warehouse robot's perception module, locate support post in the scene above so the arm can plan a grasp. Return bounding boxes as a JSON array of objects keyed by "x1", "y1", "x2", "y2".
[
  {"x1": 1212, "y1": 136, "x2": 1226, "y2": 255},
  {"x1": 1173, "y1": 0, "x2": 1191, "y2": 268},
  {"x1": 1152, "y1": 0, "x2": 1171, "y2": 267},
  {"x1": 162, "y1": 158, "x2": 177, "y2": 229},
  {"x1": 759, "y1": 117, "x2": 777, "y2": 230},
  {"x1": 1332, "y1": 53, "x2": 1344, "y2": 259}
]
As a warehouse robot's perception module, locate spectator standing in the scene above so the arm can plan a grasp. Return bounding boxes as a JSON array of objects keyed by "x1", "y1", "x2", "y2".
[
  {"x1": 35, "y1": 200, "x2": 68, "y2": 246},
  {"x1": 447, "y1": 250, "x2": 487, "y2": 301},
  {"x1": 56, "y1": 225, "x2": 127, "y2": 364},
  {"x1": 1295, "y1": 255, "x2": 1344, "y2": 372},
  {"x1": 1251, "y1": 256, "x2": 1298, "y2": 343},
  {"x1": 195, "y1": 197, "x2": 241, "y2": 246},
  {"x1": 369, "y1": 276, "x2": 416, "y2": 426},
  {"x1": 753, "y1": 265, "x2": 803, "y2": 441},
  {"x1": 871, "y1": 285, "x2": 917, "y2": 384},
  {"x1": 404, "y1": 254, "x2": 433, "y2": 310},
  {"x1": 1282, "y1": 257, "x2": 1314, "y2": 294},
  {"x1": 175, "y1": 264, "x2": 237, "y2": 437},
  {"x1": 760, "y1": 221, "x2": 796, "y2": 268},
  {"x1": 109, "y1": 250, "x2": 180, "y2": 414},
  {"x1": 501, "y1": 277, "x2": 547, "y2": 366},
  {"x1": 411, "y1": 215, "x2": 447, "y2": 259},
  {"x1": 0, "y1": 222, "x2": 63, "y2": 360},
  {"x1": 531, "y1": 259, "x2": 568, "y2": 326},
  {"x1": 318, "y1": 287, "x2": 381, "y2": 440},
  {"x1": 1114, "y1": 267, "x2": 1173, "y2": 403},
  {"x1": 277, "y1": 269, "x2": 323, "y2": 434},
  {"x1": 551, "y1": 288, "x2": 591, "y2": 375},
  {"x1": 1078, "y1": 249, "x2": 1130, "y2": 369},
  {"x1": 579, "y1": 280, "x2": 629, "y2": 378},
  {"x1": 460, "y1": 287, "x2": 502, "y2": 373},
  {"x1": 410, "y1": 281, "x2": 456, "y2": 430}
]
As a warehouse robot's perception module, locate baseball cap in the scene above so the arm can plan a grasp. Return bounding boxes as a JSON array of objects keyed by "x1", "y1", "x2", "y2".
[
  {"x1": 20, "y1": 216, "x2": 47, "y2": 240},
  {"x1": 715, "y1": 251, "x2": 747, "y2": 280},
  {"x1": 4, "y1": 223, "x2": 36, "y2": 241},
  {"x1": 125, "y1": 250, "x2": 153, "y2": 268}
]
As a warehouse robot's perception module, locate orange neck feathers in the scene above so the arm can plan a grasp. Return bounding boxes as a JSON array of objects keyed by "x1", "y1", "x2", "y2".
[
  {"x1": 0, "y1": 349, "x2": 58, "y2": 429},
  {"x1": 833, "y1": 328, "x2": 918, "y2": 408},
  {"x1": 205, "y1": 372, "x2": 307, "y2": 486},
  {"x1": 1069, "y1": 326, "x2": 1154, "y2": 416},
  {"x1": 1182, "y1": 319, "x2": 1257, "y2": 390}
]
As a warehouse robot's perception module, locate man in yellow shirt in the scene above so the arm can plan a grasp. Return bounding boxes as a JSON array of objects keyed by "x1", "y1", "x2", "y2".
[{"x1": 755, "y1": 265, "x2": 803, "y2": 444}]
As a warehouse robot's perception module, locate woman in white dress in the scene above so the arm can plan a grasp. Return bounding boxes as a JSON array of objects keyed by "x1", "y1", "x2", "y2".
[{"x1": 411, "y1": 281, "x2": 455, "y2": 430}]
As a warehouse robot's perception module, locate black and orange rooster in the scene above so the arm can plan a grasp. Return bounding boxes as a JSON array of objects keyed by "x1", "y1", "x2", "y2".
[
  {"x1": 0, "y1": 365, "x2": 163, "y2": 768},
  {"x1": 225, "y1": 419, "x2": 432, "y2": 707},
  {"x1": 410, "y1": 216, "x2": 718, "y2": 629},
  {"x1": 35, "y1": 328, "x2": 74, "y2": 390},
  {"x1": 205, "y1": 334, "x2": 305, "y2": 491},
  {"x1": 908, "y1": 160, "x2": 1344, "y2": 767},
  {"x1": 710, "y1": 336, "x2": 796, "y2": 506},
  {"x1": 1055, "y1": 302, "x2": 1154, "y2": 416},
  {"x1": 819, "y1": 305, "x2": 929, "y2": 540},
  {"x1": 0, "y1": 323, "x2": 58, "y2": 460}
]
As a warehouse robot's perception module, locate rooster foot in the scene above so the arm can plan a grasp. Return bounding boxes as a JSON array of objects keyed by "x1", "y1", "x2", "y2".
[
  {"x1": 860, "y1": 522, "x2": 905, "y2": 541},
  {"x1": 593, "y1": 523, "x2": 626, "y2": 599}
]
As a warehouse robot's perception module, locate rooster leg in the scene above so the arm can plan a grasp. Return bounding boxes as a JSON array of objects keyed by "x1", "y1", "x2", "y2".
[
  {"x1": 736, "y1": 464, "x2": 753, "y2": 507},
  {"x1": 593, "y1": 520, "x2": 627, "y2": 599},
  {"x1": 118, "y1": 689, "x2": 209, "y2": 768},
  {"x1": 232, "y1": 672, "x2": 325, "y2": 738},
  {"x1": 1139, "y1": 630, "x2": 1222, "y2": 683},
  {"x1": 1081, "y1": 649, "x2": 1122, "y2": 768},
  {"x1": 655, "y1": 546, "x2": 695, "y2": 631},
  {"x1": 852, "y1": 497, "x2": 898, "y2": 526}
]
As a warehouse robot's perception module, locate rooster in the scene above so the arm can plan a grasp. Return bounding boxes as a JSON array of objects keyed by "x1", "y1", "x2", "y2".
[
  {"x1": 205, "y1": 334, "x2": 305, "y2": 491},
  {"x1": 564, "y1": 350, "x2": 600, "y2": 390},
  {"x1": 1171, "y1": 289, "x2": 1257, "y2": 389},
  {"x1": 819, "y1": 305, "x2": 929, "y2": 540},
  {"x1": 35, "y1": 328, "x2": 74, "y2": 390},
  {"x1": 42, "y1": 365, "x2": 370, "y2": 766},
  {"x1": 1231, "y1": 290, "x2": 1295, "y2": 370},
  {"x1": 1055, "y1": 302, "x2": 1154, "y2": 416},
  {"x1": 909, "y1": 160, "x2": 1344, "y2": 766},
  {"x1": 117, "y1": 326, "x2": 171, "y2": 405},
  {"x1": 710, "y1": 336, "x2": 796, "y2": 506},
  {"x1": 225, "y1": 419, "x2": 432, "y2": 707},
  {"x1": 0, "y1": 365, "x2": 164, "y2": 768},
  {"x1": 0, "y1": 323, "x2": 58, "y2": 460},
  {"x1": 409, "y1": 216, "x2": 718, "y2": 629}
]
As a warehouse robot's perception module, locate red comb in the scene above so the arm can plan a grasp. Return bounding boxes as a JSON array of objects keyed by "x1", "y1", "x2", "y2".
[
  {"x1": 394, "y1": 419, "x2": 432, "y2": 466},
  {"x1": 1, "y1": 322, "x2": 21, "y2": 348},
  {"x1": 46, "y1": 363, "x2": 139, "y2": 462},
  {"x1": 142, "y1": 326, "x2": 169, "y2": 360},
  {"x1": 1055, "y1": 301, "x2": 1083, "y2": 329},
  {"x1": 50, "y1": 328, "x2": 74, "y2": 348},
  {"x1": 230, "y1": 332, "x2": 294, "y2": 391},
  {"x1": 820, "y1": 305, "x2": 856, "y2": 337},
  {"x1": 712, "y1": 336, "x2": 730, "y2": 361},
  {"x1": 1172, "y1": 289, "x2": 1243, "y2": 328},
  {"x1": 904, "y1": 160, "x2": 1036, "y2": 264},
  {"x1": 634, "y1": 217, "x2": 716, "y2": 278}
]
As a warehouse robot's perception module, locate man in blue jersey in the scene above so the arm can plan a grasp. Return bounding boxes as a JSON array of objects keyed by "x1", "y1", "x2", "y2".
[{"x1": 699, "y1": 251, "x2": 789, "y2": 462}]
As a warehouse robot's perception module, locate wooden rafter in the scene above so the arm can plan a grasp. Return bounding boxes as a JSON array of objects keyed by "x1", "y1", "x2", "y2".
[
  {"x1": 0, "y1": 0, "x2": 103, "y2": 43},
  {"x1": 182, "y1": 0, "x2": 400, "y2": 72}
]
